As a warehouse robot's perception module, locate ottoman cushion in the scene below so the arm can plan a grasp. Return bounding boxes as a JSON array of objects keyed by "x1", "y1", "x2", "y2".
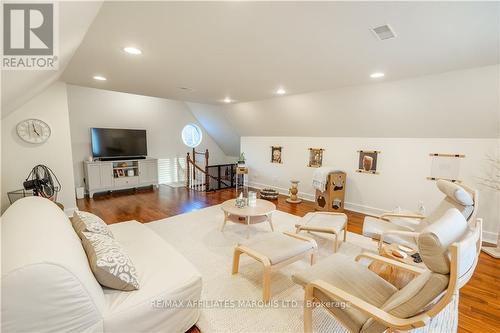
[
  {"x1": 299, "y1": 212, "x2": 346, "y2": 231},
  {"x1": 239, "y1": 233, "x2": 315, "y2": 265}
]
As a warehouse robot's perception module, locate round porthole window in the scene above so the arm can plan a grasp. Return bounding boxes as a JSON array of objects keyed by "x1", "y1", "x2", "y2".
[{"x1": 181, "y1": 123, "x2": 202, "y2": 148}]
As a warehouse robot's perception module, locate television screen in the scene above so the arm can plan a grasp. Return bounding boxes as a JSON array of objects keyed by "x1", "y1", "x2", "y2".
[{"x1": 91, "y1": 128, "x2": 147, "y2": 158}]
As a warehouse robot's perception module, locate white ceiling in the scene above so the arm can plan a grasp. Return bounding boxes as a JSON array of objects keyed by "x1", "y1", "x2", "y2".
[
  {"x1": 62, "y1": 1, "x2": 500, "y2": 105},
  {"x1": 1, "y1": 1, "x2": 102, "y2": 117}
]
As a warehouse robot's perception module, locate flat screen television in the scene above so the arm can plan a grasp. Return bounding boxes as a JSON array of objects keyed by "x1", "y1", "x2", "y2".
[{"x1": 91, "y1": 128, "x2": 147, "y2": 160}]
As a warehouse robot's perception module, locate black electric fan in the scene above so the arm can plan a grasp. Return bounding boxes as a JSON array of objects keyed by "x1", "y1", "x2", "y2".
[{"x1": 23, "y1": 165, "x2": 61, "y2": 200}]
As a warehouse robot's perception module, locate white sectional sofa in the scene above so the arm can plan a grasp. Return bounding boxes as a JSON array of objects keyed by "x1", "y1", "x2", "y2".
[{"x1": 1, "y1": 197, "x2": 202, "y2": 333}]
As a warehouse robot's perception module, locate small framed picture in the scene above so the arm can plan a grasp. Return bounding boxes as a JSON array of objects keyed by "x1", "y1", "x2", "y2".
[
  {"x1": 357, "y1": 150, "x2": 380, "y2": 174},
  {"x1": 117, "y1": 169, "x2": 125, "y2": 177},
  {"x1": 308, "y1": 148, "x2": 324, "y2": 168},
  {"x1": 271, "y1": 146, "x2": 282, "y2": 164}
]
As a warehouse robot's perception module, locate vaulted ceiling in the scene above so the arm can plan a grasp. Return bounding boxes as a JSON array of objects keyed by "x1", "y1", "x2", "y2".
[
  {"x1": 3, "y1": 1, "x2": 499, "y2": 157},
  {"x1": 61, "y1": 1, "x2": 499, "y2": 105},
  {"x1": 1, "y1": 1, "x2": 102, "y2": 117}
]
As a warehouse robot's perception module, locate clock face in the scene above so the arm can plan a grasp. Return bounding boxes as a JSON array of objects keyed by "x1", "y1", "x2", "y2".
[{"x1": 16, "y1": 119, "x2": 51, "y2": 144}]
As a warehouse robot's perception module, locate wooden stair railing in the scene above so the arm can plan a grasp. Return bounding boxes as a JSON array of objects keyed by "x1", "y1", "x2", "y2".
[{"x1": 186, "y1": 149, "x2": 236, "y2": 192}]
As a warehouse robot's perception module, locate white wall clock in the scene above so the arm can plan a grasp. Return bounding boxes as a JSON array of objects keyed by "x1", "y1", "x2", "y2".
[{"x1": 16, "y1": 119, "x2": 51, "y2": 144}]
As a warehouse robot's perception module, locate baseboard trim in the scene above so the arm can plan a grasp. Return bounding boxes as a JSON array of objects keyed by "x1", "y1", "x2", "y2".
[
  {"x1": 247, "y1": 180, "x2": 497, "y2": 241},
  {"x1": 482, "y1": 230, "x2": 499, "y2": 244},
  {"x1": 247, "y1": 181, "x2": 387, "y2": 216}
]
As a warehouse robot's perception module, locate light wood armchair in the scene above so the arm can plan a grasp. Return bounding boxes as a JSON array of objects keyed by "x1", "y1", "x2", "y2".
[
  {"x1": 363, "y1": 180, "x2": 478, "y2": 250},
  {"x1": 297, "y1": 211, "x2": 482, "y2": 333}
]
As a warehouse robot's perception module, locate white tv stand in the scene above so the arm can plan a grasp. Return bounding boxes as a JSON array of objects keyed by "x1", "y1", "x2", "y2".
[{"x1": 83, "y1": 158, "x2": 159, "y2": 198}]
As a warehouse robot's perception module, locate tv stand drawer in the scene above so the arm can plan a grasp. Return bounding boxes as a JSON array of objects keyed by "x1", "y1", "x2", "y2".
[{"x1": 114, "y1": 176, "x2": 139, "y2": 187}]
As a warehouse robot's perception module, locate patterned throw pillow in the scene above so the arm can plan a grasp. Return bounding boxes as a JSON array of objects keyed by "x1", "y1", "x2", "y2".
[
  {"x1": 72, "y1": 210, "x2": 114, "y2": 239},
  {"x1": 81, "y1": 232, "x2": 140, "y2": 291}
]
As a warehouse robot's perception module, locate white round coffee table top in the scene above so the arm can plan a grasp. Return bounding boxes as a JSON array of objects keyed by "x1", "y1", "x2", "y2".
[{"x1": 221, "y1": 199, "x2": 276, "y2": 217}]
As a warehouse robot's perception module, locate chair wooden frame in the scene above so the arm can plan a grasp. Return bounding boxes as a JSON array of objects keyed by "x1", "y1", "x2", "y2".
[
  {"x1": 374, "y1": 183, "x2": 478, "y2": 250},
  {"x1": 303, "y1": 218, "x2": 482, "y2": 333},
  {"x1": 232, "y1": 232, "x2": 318, "y2": 302},
  {"x1": 295, "y1": 212, "x2": 347, "y2": 252}
]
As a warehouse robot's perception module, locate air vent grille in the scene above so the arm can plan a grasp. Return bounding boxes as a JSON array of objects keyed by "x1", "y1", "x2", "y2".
[{"x1": 371, "y1": 24, "x2": 396, "y2": 40}]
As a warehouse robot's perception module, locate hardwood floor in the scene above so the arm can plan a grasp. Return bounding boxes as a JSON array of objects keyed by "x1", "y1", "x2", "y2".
[{"x1": 77, "y1": 185, "x2": 500, "y2": 333}]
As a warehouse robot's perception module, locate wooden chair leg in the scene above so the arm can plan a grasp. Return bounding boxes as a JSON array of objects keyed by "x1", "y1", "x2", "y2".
[
  {"x1": 333, "y1": 232, "x2": 338, "y2": 253},
  {"x1": 343, "y1": 228, "x2": 347, "y2": 241},
  {"x1": 262, "y1": 266, "x2": 272, "y2": 302},
  {"x1": 268, "y1": 214, "x2": 275, "y2": 232},
  {"x1": 232, "y1": 248, "x2": 242, "y2": 274},
  {"x1": 221, "y1": 212, "x2": 229, "y2": 232},
  {"x1": 304, "y1": 285, "x2": 314, "y2": 333},
  {"x1": 310, "y1": 252, "x2": 316, "y2": 265}
]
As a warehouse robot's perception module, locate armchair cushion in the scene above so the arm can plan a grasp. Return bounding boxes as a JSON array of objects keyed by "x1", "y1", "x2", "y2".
[
  {"x1": 418, "y1": 208, "x2": 467, "y2": 274},
  {"x1": 436, "y1": 180, "x2": 474, "y2": 207},
  {"x1": 361, "y1": 271, "x2": 448, "y2": 333},
  {"x1": 293, "y1": 254, "x2": 397, "y2": 332}
]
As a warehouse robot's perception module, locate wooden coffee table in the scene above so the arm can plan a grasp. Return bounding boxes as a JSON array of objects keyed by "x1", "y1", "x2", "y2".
[{"x1": 221, "y1": 199, "x2": 276, "y2": 238}]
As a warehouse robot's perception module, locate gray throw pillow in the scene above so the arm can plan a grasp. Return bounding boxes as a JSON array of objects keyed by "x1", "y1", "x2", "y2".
[
  {"x1": 72, "y1": 210, "x2": 114, "y2": 239},
  {"x1": 81, "y1": 232, "x2": 140, "y2": 291}
]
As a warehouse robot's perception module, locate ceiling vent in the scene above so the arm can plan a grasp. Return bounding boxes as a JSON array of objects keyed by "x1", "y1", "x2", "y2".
[{"x1": 371, "y1": 24, "x2": 396, "y2": 40}]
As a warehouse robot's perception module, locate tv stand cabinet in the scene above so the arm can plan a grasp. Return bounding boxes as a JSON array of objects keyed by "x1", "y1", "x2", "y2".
[{"x1": 83, "y1": 158, "x2": 159, "y2": 198}]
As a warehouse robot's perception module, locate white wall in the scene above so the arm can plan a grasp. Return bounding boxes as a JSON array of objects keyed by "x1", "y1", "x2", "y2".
[
  {"x1": 223, "y1": 65, "x2": 499, "y2": 138},
  {"x1": 67, "y1": 85, "x2": 234, "y2": 188},
  {"x1": 1, "y1": 82, "x2": 76, "y2": 214},
  {"x1": 186, "y1": 102, "x2": 240, "y2": 157},
  {"x1": 242, "y1": 136, "x2": 499, "y2": 240}
]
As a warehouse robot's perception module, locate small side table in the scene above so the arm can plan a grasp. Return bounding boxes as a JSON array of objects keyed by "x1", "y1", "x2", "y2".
[
  {"x1": 369, "y1": 243, "x2": 425, "y2": 289},
  {"x1": 235, "y1": 167, "x2": 248, "y2": 196}
]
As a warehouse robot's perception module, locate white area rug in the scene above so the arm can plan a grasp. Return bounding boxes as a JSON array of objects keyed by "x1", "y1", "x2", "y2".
[{"x1": 147, "y1": 205, "x2": 458, "y2": 333}]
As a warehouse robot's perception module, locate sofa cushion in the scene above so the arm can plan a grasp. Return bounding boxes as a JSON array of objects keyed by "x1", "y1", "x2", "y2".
[
  {"x1": 82, "y1": 232, "x2": 140, "y2": 291},
  {"x1": 103, "y1": 221, "x2": 202, "y2": 333},
  {"x1": 1, "y1": 197, "x2": 105, "y2": 333},
  {"x1": 72, "y1": 210, "x2": 114, "y2": 239}
]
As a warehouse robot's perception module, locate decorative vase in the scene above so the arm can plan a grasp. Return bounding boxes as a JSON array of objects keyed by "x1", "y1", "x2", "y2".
[
  {"x1": 248, "y1": 191, "x2": 257, "y2": 207},
  {"x1": 286, "y1": 180, "x2": 302, "y2": 204}
]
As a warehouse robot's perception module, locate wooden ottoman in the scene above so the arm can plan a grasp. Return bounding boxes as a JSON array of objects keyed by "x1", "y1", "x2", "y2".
[
  {"x1": 232, "y1": 232, "x2": 318, "y2": 302},
  {"x1": 295, "y1": 212, "x2": 347, "y2": 252}
]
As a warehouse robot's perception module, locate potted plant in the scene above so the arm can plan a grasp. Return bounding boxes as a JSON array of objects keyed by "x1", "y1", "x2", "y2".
[{"x1": 238, "y1": 152, "x2": 246, "y2": 167}]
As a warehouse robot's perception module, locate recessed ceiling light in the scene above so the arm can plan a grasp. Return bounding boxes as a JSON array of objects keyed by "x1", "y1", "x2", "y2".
[
  {"x1": 123, "y1": 46, "x2": 142, "y2": 55},
  {"x1": 223, "y1": 97, "x2": 232, "y2": 103},
  {"x1": 178, "y1": 86, "x2": 195, "y2": 92},
  {"x1": 370, "y1": 72, "x2": 385, "y2": 79},
  {"x1": 276, "y1": 88, "x2": 286, "y2": 95},
  {"x1": 93, "y1": 75, "x2": 107, "y2": 81}
]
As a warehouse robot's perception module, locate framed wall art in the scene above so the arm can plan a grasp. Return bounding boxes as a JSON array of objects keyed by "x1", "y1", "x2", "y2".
[
  {"x1": 356, "y1": 150, "x2": 380, "y2": 174},
  {"x1": 271, "y1": 146, "x2": 282, "y2": 164},
  {"x1": 308, "y1": 148, "x2": 324, "y2": 168},
  {"x1": 427, "y1": 153, "x2": 464, "y2": 183}
]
